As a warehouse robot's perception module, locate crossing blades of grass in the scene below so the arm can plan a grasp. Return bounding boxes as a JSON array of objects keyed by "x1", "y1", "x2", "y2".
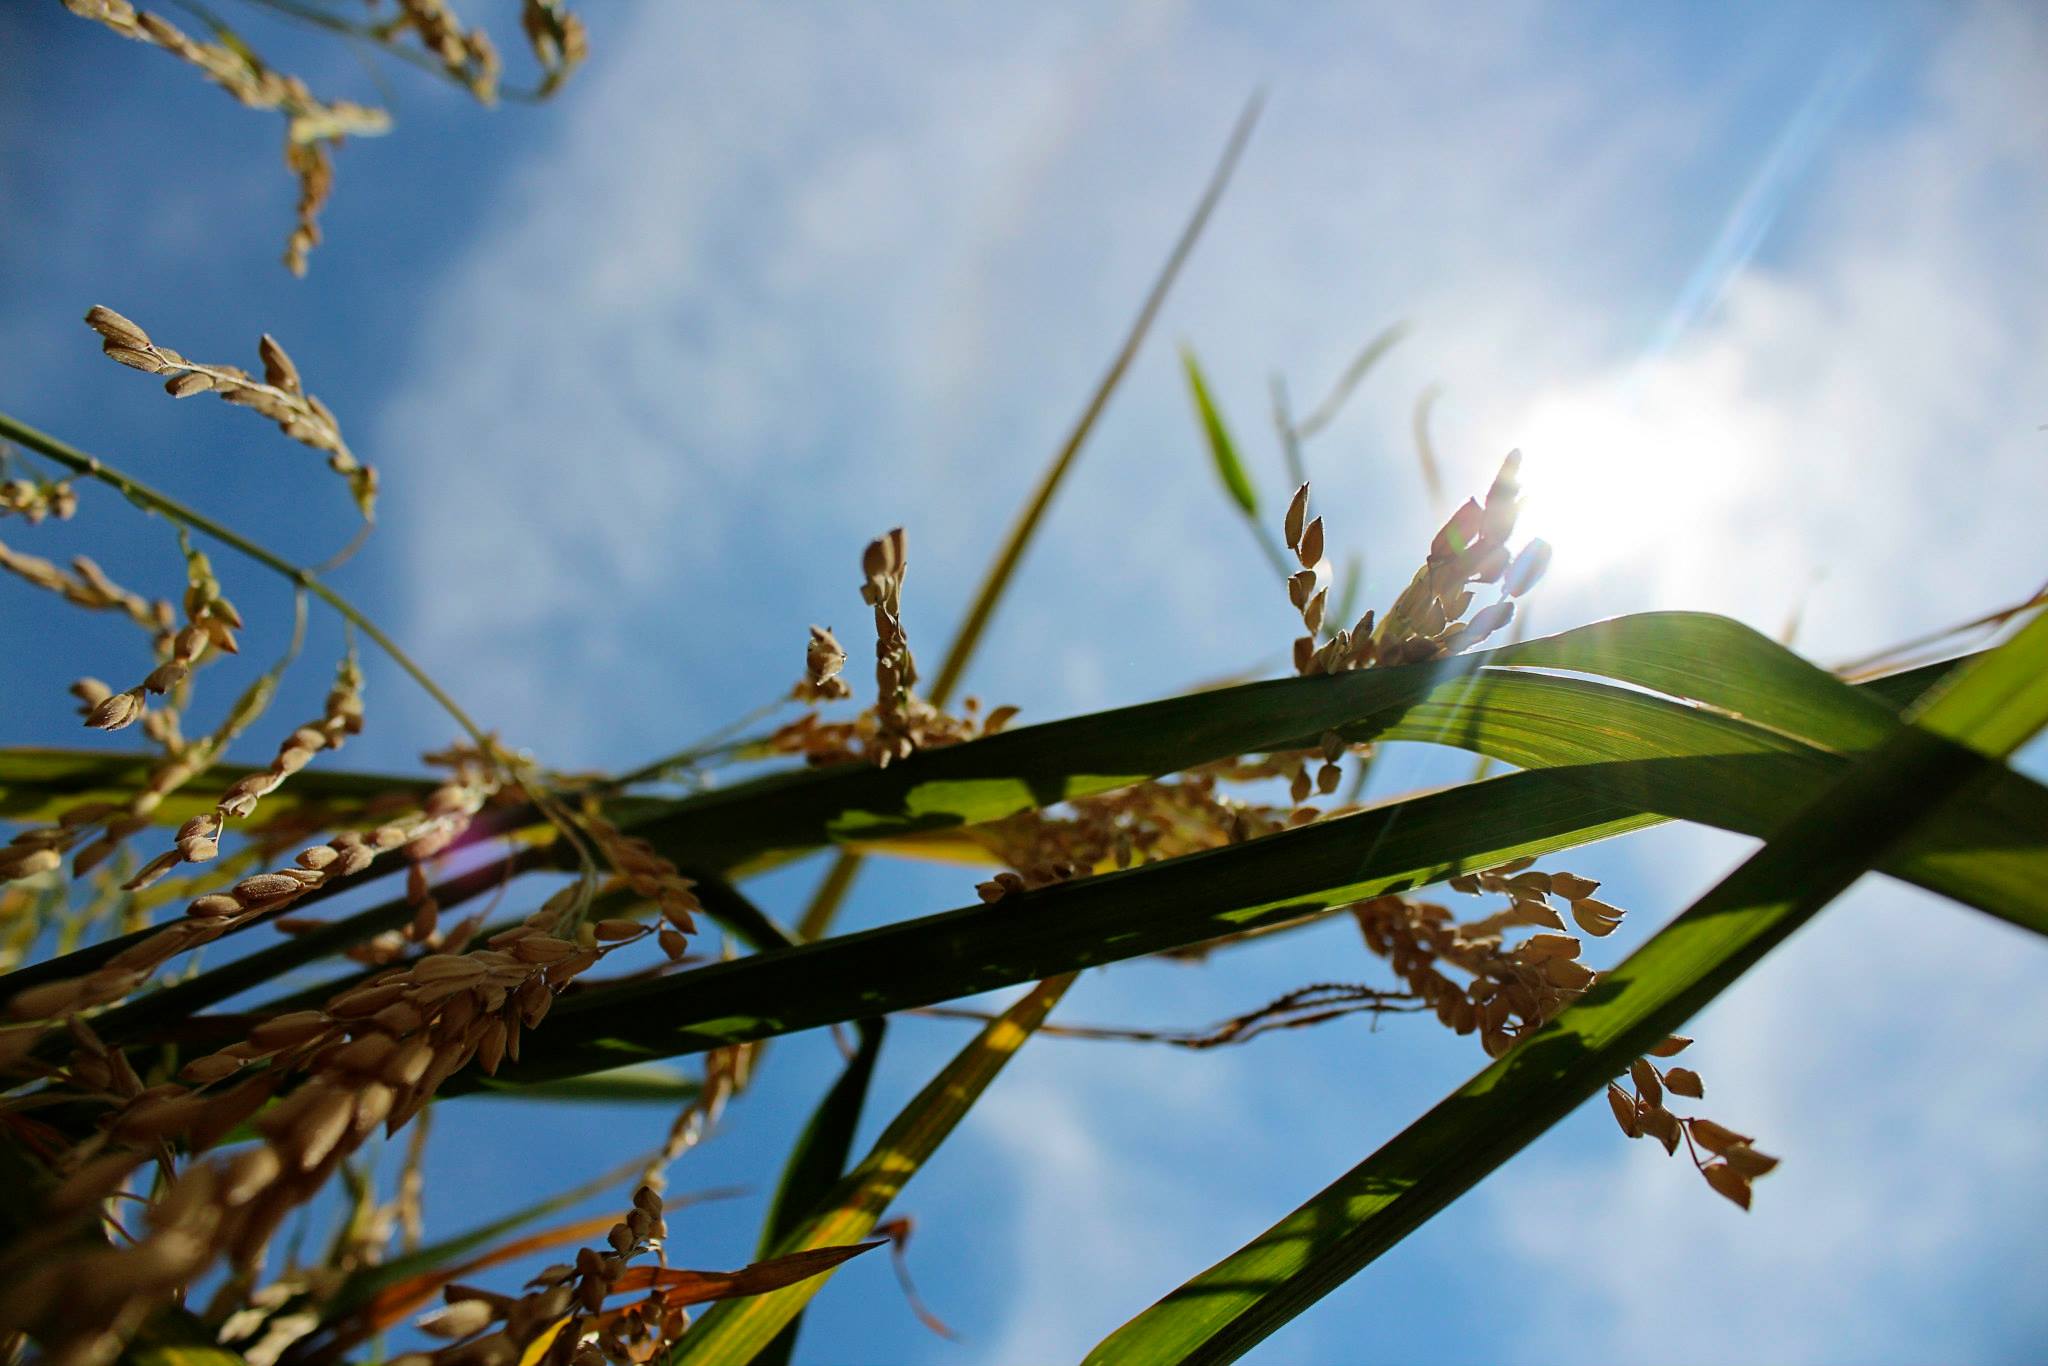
[
  {"x1": 19, "y1": 616, "x2": 2035, "y2": 1045},
  {"x1": 1083, "y1": 608, "x2": 2048, "y2": 1366},
  {"x1": 750, "y1": 1019, "x2": 887, "y2": 1366},
  {"x1": 447, "y1": 771, "x2": 1661, "y2": 1091},
  {"x1": 664, "y1": 977, "x2": 1073, "y2": 1365}
]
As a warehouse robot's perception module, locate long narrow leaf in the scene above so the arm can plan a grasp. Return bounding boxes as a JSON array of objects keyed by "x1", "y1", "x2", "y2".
[
  {"x1": 666, "y1": 976, "x2": 1073, "y2": 1364},
  {"x1": 25, "y1": 617, "x2": 2028, "y2": 1036},
  {"x1": 1181, "y1": 346, "x2": 1260, "y2": 516},
  {"x1": 1085, "y1": 609, "x2": 2048, "y2": 1364},
  {"x1": 1182, "y1": 346, "x2": 1290, "y2": 577},
  {"x1": 1293, "y1": 321, "x2": 1411, "y2": 442},
  {"x1": 464, "y1": 1064, "x2": 704, "y2": 1104},
  {"x1": 441, "y1": 708, "x2": 2045, "y2": 1095},
  {"x1": 752, "y1": 1019, "x2": 887, "y2": 1366},
  {"x1": 0, "y1": 748, "x2": 429, "y2": 826},
  {"x1": 1354, "y1": 667, "x2": 2048, "y2": 934},
  {"x1": 633, "y1": 614, "x2": 1997, "y2": 877},
  {"x1": 445, "y1": 772, "x2": 1664, "y2": 1092},
  {"x1": 927, "y1": 97, "x2": 1260, "y2": 705}
]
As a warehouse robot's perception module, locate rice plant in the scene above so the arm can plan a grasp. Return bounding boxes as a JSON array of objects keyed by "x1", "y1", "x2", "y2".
[{"x1": 4, "y1": 24, "x2": 2047, "y2": 1366}]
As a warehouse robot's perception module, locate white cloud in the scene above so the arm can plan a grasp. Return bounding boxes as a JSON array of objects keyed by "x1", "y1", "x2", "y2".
[
  {"x1": 369, "y1": 0, "x2": 2048, "y2": 1358},
  {"x1": 1493, "y1": 881, "x2": 2048, "y2": 1363}
]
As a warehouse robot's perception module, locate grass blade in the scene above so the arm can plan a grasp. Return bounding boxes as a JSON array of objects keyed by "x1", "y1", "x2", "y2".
[
  {"x1": 1181, "y1": 346, "x2": 1260, "y2": 517},
  {"x1": 0, "y1": 748, "x2": 428, "y2": 827},
  {"x1": 1292, "y1": 321, "x2": 1410, "y2": 442},
  {"x1": 1409, "y1": 383, "x2": 1446, "y2": 511},
  {"x1": 444, "y1": 771, "x2": 1664, "y2": 1091},
  {"x1": 1083, "y1": 609, "x2": 2048, "y2": 1365},
  {"x1": 1181, "y1": 345, "x2": 1289, "y2": 578},
  {"x1": 665, "y1": 976, "x2": 1072, "y2": 1364},
  {"x1": 630, "y1": 614, "x2": 1984, "y2": 875},
  {"x1": 927, "y1": 96, "x2": 1261, "y2": 706},
  {"x1": 464, "y1": 1064, "x2": 703, "y2": 1104},
  {"x1": 752, "y1": 1019, "x2": 887, "y2": 1366}
]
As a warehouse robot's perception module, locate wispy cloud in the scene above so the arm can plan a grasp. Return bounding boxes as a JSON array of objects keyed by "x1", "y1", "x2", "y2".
[{"x1": 367, "y1": 0, "x2": 2048, "y2": 1359}]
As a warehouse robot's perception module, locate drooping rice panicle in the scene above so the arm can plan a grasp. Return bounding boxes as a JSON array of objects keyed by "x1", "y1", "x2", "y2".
[
  {"x1": 84, "y1": 307, "x2": 377, "y2": 521},
  {"x1": 59, "y1": 4, "x2": 392, "y2": 274}
]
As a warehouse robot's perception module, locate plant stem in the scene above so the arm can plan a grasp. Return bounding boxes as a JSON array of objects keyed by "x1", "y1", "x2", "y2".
[
  {"x1": 925, "y1": 93, "x2": 1263, "y2": 708},
  {"x1": 0, "y1": 410, "x2": 493, "y2": 756},
  {"x1": 789, "y1": 94, "x2": 1265, "y2": 944}
]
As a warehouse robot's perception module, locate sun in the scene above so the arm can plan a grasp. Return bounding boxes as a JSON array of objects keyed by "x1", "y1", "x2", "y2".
[{"x1": 1503, "y1": 379, "x2": 1759, "y2": 587}]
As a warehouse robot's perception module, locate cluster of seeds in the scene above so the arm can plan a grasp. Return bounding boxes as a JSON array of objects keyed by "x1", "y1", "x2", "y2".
[
  {"x1": 396, "y1": 1034, "x2": 754, "y2": 1366},
  {"x1": 581, "y1": 810, "x2": 703, "y2": 961},
  {"x1": 790, "y1": 624, "x2": 853, "y2": 702},
  {"x1": 519, "y1": 0, "x2": 590, "y2": 95},
  {"x1": 3, "y1": 633, "x2": 320, "y2": 889},
  {"x1": 61, "y1": 2, "x2": 393, "y2": 274},
  {"x1": 971, "y1": 459, "x2": 1560, "y2": 905},
  {"x1": 769, "y1": 531, "x2": 1019, "y2": 766},
  {"x1": 1280, "y1": 456, "x2": 1546, "y2": 677},
  {"x1": 127, "y1": 651, "x2": 366, "y2": 890},
  {"x1": 85, "y1": 307, "x2": 377, "y2": 520},
  {"x1": 371, "y1": 0, "x2": 587, "y2": 106},
  {"x1": 0, "y1": 541, "x2": 274, "y2": 885},
  {"x1": 0, "y1": 892, "x2": 635, "y2": 1366},
  {"x1": 1606, "y1": 1039, "x2": 1779, "y2": 1209},
  {"x1": 1373, "y1": 452, "x2": 1548, "y2": 667},
  {"x1": 407, "y1": 1184, "x2": 674, "y2": 1366},
  {"x1": 0, "y1": 473, "x2": 76, "y2": 524},
  {"x1": 970, "y1": 754, "x2": 1333, "y2": 903},
  {"x1": 1281, "y1": 483, "x2": 1377, "y2": 676},
  {"x1": 1347, "y1": 859, "x2": 1614, "y2": 1059},
  {"x1": 0, "y1": 746, "x2": 498, "y2": 1036},
  {"x1": 81, "y1": 539, "x2": 242, "y2": 735},
  {"x1": 220, "y1": 1134, "x2": 420, "y2": 1366},
  {"x1": 862, "y1": 529, "x2": 918, "y2": 763},
  {"x1": 391, "y1": 0, "x2": 503, "y2": 103},
  {"x1": 981, "y1": 456, "x2": 1549, "y2": 894},
  {"x1": 1355, "y1": 861, "x2": 1777, "y2": 1205},
  {"x1": 768, "y1": 695, "x2": 1012, "y2": 769}
]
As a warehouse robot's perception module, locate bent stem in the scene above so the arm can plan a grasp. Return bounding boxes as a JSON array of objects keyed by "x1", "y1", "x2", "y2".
[{"x1": 0, "y1": 409, "x2": 493, "y2": 764}]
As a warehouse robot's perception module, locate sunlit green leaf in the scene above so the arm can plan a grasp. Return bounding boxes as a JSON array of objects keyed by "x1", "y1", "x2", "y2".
[
  {"x1": 666, "y1": 977, "x2": 1071, "y2": 1364},
  {"x1": 1085, "y1": 609, "x2": 2048, "y2": 1365},
  {"x1": 1182, "y1": 346, "x2": 1260, "y2": 516}
]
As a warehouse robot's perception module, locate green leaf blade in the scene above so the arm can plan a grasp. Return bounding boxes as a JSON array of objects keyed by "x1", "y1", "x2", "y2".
[
  {"x1": 1182, "y1": 346, "x2": 1260, "y2": 516},
  {"x1": 666, "y1": 977, "x2": 1071, "y2": 1365},
  {"x1": 1084, "y1": 610, "x2": 2048, "y2": 1365}
]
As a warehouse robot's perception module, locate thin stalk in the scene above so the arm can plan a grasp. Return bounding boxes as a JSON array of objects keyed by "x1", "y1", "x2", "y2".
[
  {"x1": 1410, "y1": 382, "x2": 1448, "y2": 514},
  {"x1": 231, "y1": 0, "x2": 563, "y2": 103},
  {"x1": 1832, "y1": 577, "x2": 2048, "y2": 679},
  {"x1": 792, "y1": 93, "x2": 1264, "y2": 944},
  {"x1": 1292, "y1": 321, "x2": 1411, "y2": 444},
  {"x1": 611, "y1": 702, "x2": 788, "y2": 789},
  {"x1": 0, "y1": 411, "x2": 492, "y2": 757},
  {"x1": 1269, "y1": 373, "x2": 1308, "y2": 492},
  {"x1": 926, "y1": 93, "x2": 1262, "y2": 707}
]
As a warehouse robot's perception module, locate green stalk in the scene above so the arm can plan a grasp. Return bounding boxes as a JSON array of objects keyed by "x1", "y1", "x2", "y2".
[
  {"x1": 792, "y1": 93, "x2": 1265, "y2": 943},
  {"x1": 0, "y1": 411, "x2": 492, "y2": 755}
]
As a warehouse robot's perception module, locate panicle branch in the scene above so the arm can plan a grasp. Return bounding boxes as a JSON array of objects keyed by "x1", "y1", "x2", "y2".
[
  {"x1": 61, "y1": 2, "x2": 392, "y2": 274},
  {"x1": 84, "y1": 307, "x2": 376, "y2": 522}
]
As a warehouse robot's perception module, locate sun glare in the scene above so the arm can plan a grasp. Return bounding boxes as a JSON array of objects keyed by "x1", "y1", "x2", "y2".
[{"x1": 1505, "y1": 381, "x2": 1759, "y2": 587}]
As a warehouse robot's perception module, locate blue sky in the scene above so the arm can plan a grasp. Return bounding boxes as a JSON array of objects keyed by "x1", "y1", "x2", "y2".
[{"x1": 4, "y1": 2, "x2": 2048, "y2": 1361}]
